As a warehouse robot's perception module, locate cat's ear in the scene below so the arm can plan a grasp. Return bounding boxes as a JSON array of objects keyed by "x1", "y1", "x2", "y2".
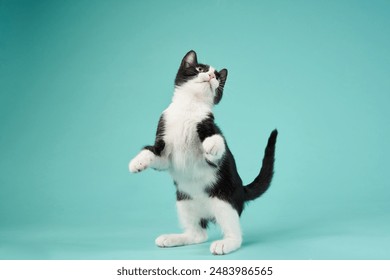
[
  {"x1": 218, "y1": 69, "x2": 228, "y2": 86},
  {"x1": 181, "y1": 50, "x2": 198, "y2": 68},
  {"x1": 214, "y1": 68, "x2": 228, "y2": 104}
]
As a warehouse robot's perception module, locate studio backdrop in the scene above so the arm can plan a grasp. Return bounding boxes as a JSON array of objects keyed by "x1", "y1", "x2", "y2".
[{"x1": 0, "y1": 0, "x2": 389, "y2": 259}]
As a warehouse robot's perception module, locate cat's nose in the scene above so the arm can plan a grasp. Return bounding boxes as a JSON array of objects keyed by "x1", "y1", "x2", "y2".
[{"x1": 208, "y1": 72, "x2": 216, "y2": 80}]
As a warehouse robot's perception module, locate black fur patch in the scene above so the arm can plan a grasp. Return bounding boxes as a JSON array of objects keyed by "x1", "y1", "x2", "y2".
[
  {"x1": 205, "y1": 159, "x2": 218, "y2": 168},
  {"x1": 175, "y1": 50, "x2": 203, "y2": 86},
  {"x1": 205, "y1": 130, "x2": 278, "y2": 215},
  {"x1": 199, "y1": 218, "x2": 216, "y2": 229},
  {"x1": 176, "y1": 191, "x2": 192, "y2": 201},
  {"x1": 144, "y1": 114, "x2": 166, "y2": 156},
  {"x1": 199, "y1": 218, "x2": 209, "y2": 229},
  {"x1": 196, "y1": 113, "x2": 221, "y2": 142},
  {"x1": 204, "y1": 147, "x2": 245, "y2": 215},
  {"x1": 214, "y1": 69, "x2": 228, "y2": 104}
]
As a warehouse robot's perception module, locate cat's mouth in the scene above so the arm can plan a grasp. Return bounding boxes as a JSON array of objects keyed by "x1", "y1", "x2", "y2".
[
  {"x1": 198, "y1": 72, "x2": 216, "y2": 84},
  {"x1": 197, "y1": 80, "x2": 211, "y2": 85},
  {"x1": 199, "y1": 77, "x2": 216, "y2": 83}
]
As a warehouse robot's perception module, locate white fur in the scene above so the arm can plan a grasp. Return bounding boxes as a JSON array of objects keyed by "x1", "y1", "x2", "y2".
[
  {"x1": 155, "y1": 199, "x2": 208, "y2": 247},
  {"x1": 155, "y1": 198, "x2": 242, "y2": 255},
  {"x1": 129, "y1": 149, "x2": 169, "y2": 173},
  {"x1": 130, "y1": 65, "x2": 242, "y2": 255},
  {"x1": 202, "y1": 134, "x2": 226, "y2": 164},
  {"x1": 129, "y1": 149, "x2": 154, "y2": 173},
  {"x1": 210, "y1": 199, "x2": 242, "y2": 255}
]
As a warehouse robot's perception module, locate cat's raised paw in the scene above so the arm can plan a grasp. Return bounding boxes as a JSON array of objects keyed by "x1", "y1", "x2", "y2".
[
  {"x1": 129, "y1": 149, "x2": 154, "y2": 173},
  {"x1": 210, "y1": 238, "x2": 241, "y2": 255},
  {"x1": 202, "y1": 135, "x2": 225, "y2": 163}
]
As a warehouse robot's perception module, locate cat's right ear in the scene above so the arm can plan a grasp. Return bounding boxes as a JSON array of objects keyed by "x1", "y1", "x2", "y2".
[{"x1": 181, "y1": 50, "x2": 198, "y2": 68}]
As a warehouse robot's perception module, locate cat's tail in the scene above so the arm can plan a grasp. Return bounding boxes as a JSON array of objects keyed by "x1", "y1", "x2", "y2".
[{"x1": 243, "y1": 129, "x2": 278, "y2": 202}]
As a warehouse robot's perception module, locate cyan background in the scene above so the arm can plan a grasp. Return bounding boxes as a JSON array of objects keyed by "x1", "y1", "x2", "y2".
[{"x1": 1, "y1": 0, "x2": 389, "y2": 260}]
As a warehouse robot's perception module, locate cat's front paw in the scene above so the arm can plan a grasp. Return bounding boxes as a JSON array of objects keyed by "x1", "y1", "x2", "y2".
[
  {"x1": 129, "y1": 149, "x2": 154, "y2": 173},
  {"x1": 202, "y1": 135, "x2": 225, "y2": 164}
]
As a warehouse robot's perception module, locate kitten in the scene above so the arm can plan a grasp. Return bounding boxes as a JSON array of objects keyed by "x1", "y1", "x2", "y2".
[{"x1": 129, "y1": 50, "x2": 278, "y2": 255}]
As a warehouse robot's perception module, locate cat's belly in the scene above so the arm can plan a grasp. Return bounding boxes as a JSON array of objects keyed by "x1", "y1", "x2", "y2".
[
  {"x1": 176, "y1": 192, "x2": 216, "y2": 220},
  {"x1": 171, "y1": 165, "x2": 217, "y2": 195}
]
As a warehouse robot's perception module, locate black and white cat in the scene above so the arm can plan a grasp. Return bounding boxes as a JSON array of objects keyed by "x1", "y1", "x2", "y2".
[{"x1": 129, "y1": 50, "x2": 278, "y2": 255}]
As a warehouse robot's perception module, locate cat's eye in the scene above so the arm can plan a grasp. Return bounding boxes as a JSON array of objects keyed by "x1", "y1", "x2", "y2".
[{"x1": 196, "y1": 67, "x2": 204, "y2": 72}]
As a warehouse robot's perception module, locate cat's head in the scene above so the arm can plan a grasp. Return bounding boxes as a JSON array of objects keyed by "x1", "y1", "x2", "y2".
[{"x1": 174, "y1": 50, "x2": 228, "y2": 105}]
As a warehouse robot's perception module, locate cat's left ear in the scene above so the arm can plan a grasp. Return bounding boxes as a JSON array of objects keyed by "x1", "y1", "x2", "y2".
[
  {"x1": 181, "y1": 50, "x2": 198, "y2": 69},
  {"x1": 214, "y1": 68, "x2": 228, "y2": 104}
]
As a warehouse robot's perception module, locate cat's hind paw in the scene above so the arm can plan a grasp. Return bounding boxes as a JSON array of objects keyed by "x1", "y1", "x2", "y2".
[
  {"x1": 156, "y1": 233, "x2": 207, "y2": 247},
  {"x1": 129, "y1": 149, "x2": 154, "y2": 173},
  {"x1": 155, "y1": 234, "x2": 186, "y2": 247},
  {"x1": 210, "y1": 238, "x2": 241, "y2": 255}
]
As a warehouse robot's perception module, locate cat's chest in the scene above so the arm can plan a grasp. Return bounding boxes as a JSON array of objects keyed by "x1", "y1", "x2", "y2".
[
  {"x1": 162, "y1": 104, "x2": 217, "y2": 188},
  {"x1": 163, "y1": 106, "x2": 209, "y2": 149}
]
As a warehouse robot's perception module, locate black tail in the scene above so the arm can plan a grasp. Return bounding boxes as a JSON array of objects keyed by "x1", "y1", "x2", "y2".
[{"x1": 244, "y1": 129, "x2": 278, "y2": 202}]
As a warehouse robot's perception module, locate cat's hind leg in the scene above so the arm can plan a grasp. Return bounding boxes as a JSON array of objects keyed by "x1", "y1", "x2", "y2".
[
  {"x1": 210, "y1": 198, "x2": 242, "y2": 255},
  {"x1": 155, "y1": 200, "x2": 208, "y2": 247}
]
